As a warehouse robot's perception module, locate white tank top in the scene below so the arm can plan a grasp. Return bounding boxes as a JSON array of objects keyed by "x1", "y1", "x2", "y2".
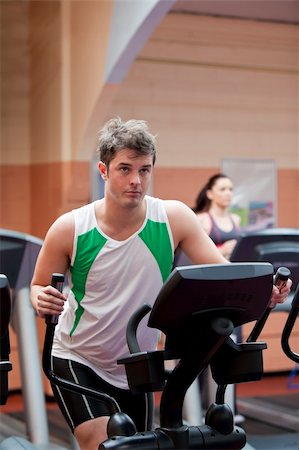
[{"x1": 52, "y1": 196, "x2": 174, "y2": 388}]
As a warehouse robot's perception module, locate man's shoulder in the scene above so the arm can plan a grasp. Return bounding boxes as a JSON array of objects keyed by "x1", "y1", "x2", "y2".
[
  {"x1": 53, "y1": 201, "x2": 95, "y2": 230},
  {"x1": 72, "y1": 201, "x2": 95, "y2": 213},
  {"x1": 53, "y1": 210, "x2": 74, "y2": 228},
  {"x1": 146, "y1": 196, "x2": 192, "y2": 219},
  {"x1": 163, "y1": 199, "x2": 195, "y2": 224},
  {"x1": 163, "y1": 198, "x2": 189, "y2": 211},
  {"x1": 46, "y1": 211, "x2": 75, "y2": 244}
]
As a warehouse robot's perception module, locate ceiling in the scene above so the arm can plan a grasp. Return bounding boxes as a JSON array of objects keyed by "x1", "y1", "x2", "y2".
[{"x1": 171, "y1": 0, "x2": 299, "y2": 24}]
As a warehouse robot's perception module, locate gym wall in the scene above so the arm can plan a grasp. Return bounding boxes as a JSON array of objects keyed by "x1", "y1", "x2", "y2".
[
  {"x1": 1, "y1": 4, "x2": 298, "y2": 238},
  {"x1": 103, "y1": 13, "x2": 298, "y2": 227}
]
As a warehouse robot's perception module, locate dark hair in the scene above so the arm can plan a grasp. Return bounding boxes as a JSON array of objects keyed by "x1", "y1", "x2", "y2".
[
  {"x1": 193, "y1": 173, "x2": 230, "y2": 213},
  {"x1": 97, "y1": 117, "x2": 156, "y2": 168}
]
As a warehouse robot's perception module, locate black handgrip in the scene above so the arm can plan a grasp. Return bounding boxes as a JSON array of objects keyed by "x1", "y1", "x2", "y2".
[
  {"x1": 45, "y1": 273, "x2": 65, "y2": 325},
  {"x1": 126, "y1": 304, "x2": 152, "y2": 354},
  {"x1": 247, "y1": 267, "x2": 291, "y2": 343},
  {"x1": 42, "y1": 272, "x2": 121, "y2": 414},
  {"x1": 125, "y1": 303, "x2": 154, "y2": 431},
  {"x1": 281, "y1": 282, "x2": 299, "y2": 363},
  {"x1": 273, "y1": 266, "x2": 290, "y2": 291},
  {"x1": 0, "y1": 274, "x2": 11, "y2": 341},
  {"x1": 0, "y1": 274, "x2": 13, "y2": 405}
]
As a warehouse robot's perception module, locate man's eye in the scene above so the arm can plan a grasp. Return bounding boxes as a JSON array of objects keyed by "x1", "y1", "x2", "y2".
[
  {"x1": 140, "y1": 168, "x2": 150, "y2": 174},
  {"x1": 120, "y1": 167, "x2": 129, "y2": 172}
]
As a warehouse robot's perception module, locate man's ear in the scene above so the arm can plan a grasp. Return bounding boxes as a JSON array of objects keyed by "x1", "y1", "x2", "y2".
[{"x1": 98, "y1": 161, "x2": 108, "y2": 180}]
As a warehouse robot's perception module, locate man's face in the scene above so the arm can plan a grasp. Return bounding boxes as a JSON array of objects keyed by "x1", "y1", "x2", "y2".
[{"x1": 99, "y1": 148, "x2": 154, "y2": 208}]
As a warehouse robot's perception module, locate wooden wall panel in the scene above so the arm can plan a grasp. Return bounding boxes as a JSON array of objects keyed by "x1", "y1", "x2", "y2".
[
  {"x1": 0, "y1": 162, "x2": 89, "y2": 237},
  {"x1": 30, "y1": 161, "x2": 89, "y2": 238},
  {"x1": 0, "y1": 166, "x2": 31, "y2": 232},
  {"x1": 153, "y1": 167, "x2": 215, "y2": 207},
  {"x1": 277, "y1": 169, "x2": 299, "y2": 227}
]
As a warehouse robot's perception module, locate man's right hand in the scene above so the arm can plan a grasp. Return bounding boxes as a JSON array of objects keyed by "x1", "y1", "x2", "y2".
[{"x1": 34, "y1": 285, "x2": 67, "y2": 318}]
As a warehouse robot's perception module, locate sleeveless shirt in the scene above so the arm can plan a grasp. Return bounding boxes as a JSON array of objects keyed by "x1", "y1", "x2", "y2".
[
  {"x1": 208, "y1": 212, "x2": 240, "y2": 247},
  {"x1": 52, "y1": 196, "x2": 174, "y2": 389}
]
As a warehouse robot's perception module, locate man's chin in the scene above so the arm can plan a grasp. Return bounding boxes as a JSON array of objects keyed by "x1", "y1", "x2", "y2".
[{"x1": 123, "y1": 195, "x2": 143, "y2": 207}]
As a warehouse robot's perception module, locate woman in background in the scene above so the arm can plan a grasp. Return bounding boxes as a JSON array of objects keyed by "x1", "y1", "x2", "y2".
[
  {"x1": 192, "y1": 173, "x2": 243, "y2": 418},
  {"x1": 193, "y1": 173, "x2": 241, "y2": 260}
]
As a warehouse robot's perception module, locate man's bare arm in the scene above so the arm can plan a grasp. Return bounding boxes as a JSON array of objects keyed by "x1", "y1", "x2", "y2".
[
  {"x1": 165, "y1": 200, "x2": 292, "y2": 308},
  {"x1": 165, "y1": 200, "x2": 228, "y2": 265},
  {"x1": 30, "y1": 212, "x2": 74, "y2": 317}
]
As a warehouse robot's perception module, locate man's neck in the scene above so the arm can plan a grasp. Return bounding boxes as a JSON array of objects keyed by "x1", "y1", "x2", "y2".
[{"x1": 95, "y1": 197, "x2": 147, "y2": 240}]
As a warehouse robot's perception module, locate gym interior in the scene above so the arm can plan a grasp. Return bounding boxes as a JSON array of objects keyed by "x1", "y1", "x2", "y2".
[{"x1": 1, "y1": 1, "x2": 299, "y2": 449}]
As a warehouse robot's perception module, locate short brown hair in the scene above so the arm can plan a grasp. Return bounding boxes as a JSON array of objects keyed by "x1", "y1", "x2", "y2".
[{"x1": 97, "y1": 117, "x2": 156, "y2": 168}]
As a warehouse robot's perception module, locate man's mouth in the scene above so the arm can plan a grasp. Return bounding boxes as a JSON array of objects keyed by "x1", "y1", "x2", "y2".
[{"x1": 126, "y1": 191, "x2": 141, "y2": 195}]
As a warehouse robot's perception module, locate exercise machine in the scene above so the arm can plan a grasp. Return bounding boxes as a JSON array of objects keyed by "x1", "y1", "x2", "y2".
[
  {"x1": 0, "y1": 272, "x2": 75, "y2": 450},
  {"x1": 0, "y1": 274, "x2": 35, "y2": 450},
  {"x1": 0, "y1": 229, "x2": 48, "y2": 445},
  {"x1": 173, "y1": 248, "x2": 237, "y2": 422},
  {"x1": 0, "y1": 229, "x2": 73, "y2": 449},
  {"x1": 0, "y1": 274, "x2": 12, "y2": 407},
  {"x1": 231, "y1": 227, "x2": 299, "y2": 431},
  {"x1": 42, "y1": 262, "x2": 294, "y2": 449},
  {"x1": 230, "y1": 227, "x2": 299, "y2": 307}
]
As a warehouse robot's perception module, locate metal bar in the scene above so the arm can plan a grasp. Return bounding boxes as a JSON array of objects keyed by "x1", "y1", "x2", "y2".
[{"x1": 13, "y1": 287, "x2": 49, "y2": 445}]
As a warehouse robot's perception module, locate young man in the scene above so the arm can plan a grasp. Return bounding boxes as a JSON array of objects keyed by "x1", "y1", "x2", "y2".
[{"x1": 31, "y1": 118, "x2": 291, "y2": 450}]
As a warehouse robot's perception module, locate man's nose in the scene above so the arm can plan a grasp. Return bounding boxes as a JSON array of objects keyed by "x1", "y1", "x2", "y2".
[{"x1": 130, "y1": 171, "x2": 141, "y2": 184}]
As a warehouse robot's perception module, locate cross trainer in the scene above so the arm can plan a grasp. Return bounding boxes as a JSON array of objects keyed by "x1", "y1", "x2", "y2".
[{"x1": 42, "y1": 262, "x2": 297, "y2": 450}]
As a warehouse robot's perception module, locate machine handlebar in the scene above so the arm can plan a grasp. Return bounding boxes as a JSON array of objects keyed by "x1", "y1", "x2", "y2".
[
  {"x1": 126, "y1": 304, "x2": 151, "y2": 354},
  {"x1": 45, "y1": 273, "x2": 65, "y2": 325},
  {"x1": 247, "y1": 266, "x2": 291, "y2": 343},
  {"x1": 42, "y1": 273, "x2": 121, "y2": 414},
  {"x1": 281, "y1": 283, "x2": 299, "y2": 363}
]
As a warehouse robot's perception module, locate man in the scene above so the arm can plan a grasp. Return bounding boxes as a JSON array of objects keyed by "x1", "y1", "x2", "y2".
[{"x1": 31, "y1": 117, "x2": 291, "y2": 450}]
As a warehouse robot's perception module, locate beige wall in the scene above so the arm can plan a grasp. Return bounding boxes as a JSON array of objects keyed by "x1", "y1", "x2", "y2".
[
  {"x1": 0, "y1": 7, "x2": 298, "y2": 237},
  {"x1": 0, "y1": 1, "x2": 113, "y2": 235},
  {"x1": 1, "y1": 2, "x2": 31, "y2": 166},
  {"x1": 29, "y1": 0, "x2": 113, "y2": 165},
  {"x1": 103, "y1": 13, "x2": 299, "y2": 227},
  {"x1": 106, "y1": 14, "x2": 298, "y2": 168}
]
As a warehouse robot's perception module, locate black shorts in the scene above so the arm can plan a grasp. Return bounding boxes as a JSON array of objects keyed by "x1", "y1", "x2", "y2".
[{"x1": 51, "y1": 356, "x2": 148, "y2": 432}]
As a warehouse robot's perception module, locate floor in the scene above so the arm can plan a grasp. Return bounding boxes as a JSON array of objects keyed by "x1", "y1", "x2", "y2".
[
  {"x1": 237, "y1": 371, "x2": 299, "y2": 450},
  {"x1": 1, "y1": 371, "x2": 299, "y2": 449}
]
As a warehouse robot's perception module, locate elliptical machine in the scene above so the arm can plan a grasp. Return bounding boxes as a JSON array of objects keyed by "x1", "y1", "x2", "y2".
[{"x1": 43, "y1": 263, "x2": 298, "y2": 450}]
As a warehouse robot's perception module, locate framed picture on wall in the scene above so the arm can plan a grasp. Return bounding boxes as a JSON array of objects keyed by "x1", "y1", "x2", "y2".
[{"x1": 222, "y1": 158, "x2": 277, "y2": 231}]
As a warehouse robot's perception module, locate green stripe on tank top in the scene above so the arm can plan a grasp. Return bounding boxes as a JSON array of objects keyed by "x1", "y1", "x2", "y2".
[
  {"x1": 69, "y1": 227, "x2": 107, "y2": 336},
  {"x1": 139, "y1": 219, "x2": 173, "y2": 283}
]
